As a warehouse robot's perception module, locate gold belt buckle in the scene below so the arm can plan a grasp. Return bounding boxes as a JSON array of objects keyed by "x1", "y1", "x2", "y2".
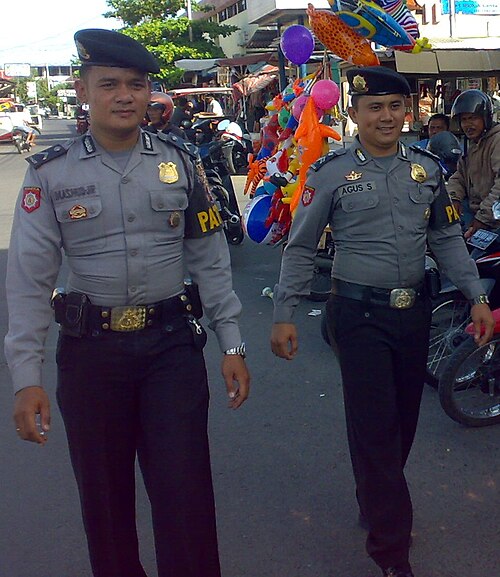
[
  {"x1": 389, "y1": 288, "x2": 416, "y2": 309},
  {"x1": 110, "y1": 306, "x2": 146, "y2": 331}
]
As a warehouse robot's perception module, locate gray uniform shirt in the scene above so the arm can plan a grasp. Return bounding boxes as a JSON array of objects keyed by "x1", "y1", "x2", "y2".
[
  {"x1": 5, "y1": 131, "x2": 242, "y2": 394},
  {"x1": 273, "y1": 138, "x2": 484, "y2": 324}
]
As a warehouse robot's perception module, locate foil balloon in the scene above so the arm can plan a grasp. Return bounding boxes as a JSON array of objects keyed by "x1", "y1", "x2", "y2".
[
  {"x1": 243, "y1": 195, "x2": 287, "y2": 245},
  {"x1": 280, "y1": 25, "x2": 315, "y2": 66},
  {"x1": 311, "y1": 79, "x2": 341, "y2": 111},
  {"x1": 307, "y1": 3, "x2": 380, "y2": 67},
  {"x1": 375, "y1": 0, "x2": 420, "y2": 41},
  {"x1": 327, "y1": 0, "x2": 414, "y2": 48}
]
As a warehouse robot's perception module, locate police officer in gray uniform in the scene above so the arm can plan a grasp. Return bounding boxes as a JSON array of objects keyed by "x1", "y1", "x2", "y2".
[
  {"x1": 5, "y1": 29, "x2": 250, "y2": 577},
  {"x1": 271, "y1": 67, "x2": 493, "y2": 577}
]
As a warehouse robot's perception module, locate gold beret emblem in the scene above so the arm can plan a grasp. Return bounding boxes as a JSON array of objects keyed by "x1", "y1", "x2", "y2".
[
  {"x1": 352, "y1": 75, "x2": 368, "y2": 93},
  {"x1": 75, "y1": 40, "x2": 90, "y2": 60}
]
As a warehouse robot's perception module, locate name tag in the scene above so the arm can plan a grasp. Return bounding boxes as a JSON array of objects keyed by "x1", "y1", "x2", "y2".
[{"x1": 338, "y1": 181, "x2": 376, "y2": 197}]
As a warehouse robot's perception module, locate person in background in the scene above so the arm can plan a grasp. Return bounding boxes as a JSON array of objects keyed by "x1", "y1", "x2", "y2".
[
  {"x1": 144, "y1": 91, "x2": 185, "y2": 138},
  {"x1": 170, "y1": 96, "x2": 193, "y2": 127},
  {"x1": 5, "y1": 28, "x2": 250, "y2": 577},
  {"x1": 205, "y1": 94, "x2": 224, "y2": 117},
  {"x1": 270, "y1": 66, "x2": 494, "y2": 577},
  {"x1": 447, "y1": 89, "x2": 500, "y2": 238},
  {"x1": 415, "y1": 113, "x2": 450, "y2": 148}
]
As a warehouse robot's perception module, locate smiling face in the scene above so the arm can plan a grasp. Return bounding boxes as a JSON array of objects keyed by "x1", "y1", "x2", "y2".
[
  {"x1": 348, "y1": 94, "x2": 406, "y2": 156},
  {"x1": 75, "y1": 65, "x2": 151, "y2": 149},
  {"x1": 459, "y1": 112, "x2": 486, "y2": 143}
]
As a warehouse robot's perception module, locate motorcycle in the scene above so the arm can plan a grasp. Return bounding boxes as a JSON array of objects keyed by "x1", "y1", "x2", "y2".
[
  {"x1": 217, "y1": 119, "x2": 253, "y2": 175},
  {"x1": 197, "y1": 136, "x2": 245, "y2": 246},
  {"x1": 76, "y1": 112, "x2": 89, "y2": 135},
  {"x1": 438, "y1": 307, "x2": 500, "y2": 427},
  {"x1": 12, "y1": 127, "x2": 32, "y2": 154}
]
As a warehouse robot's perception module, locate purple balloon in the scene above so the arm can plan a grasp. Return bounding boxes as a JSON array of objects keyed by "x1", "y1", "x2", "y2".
[{"x1": 280, "y1": 25, "x2": 315, "y2": 66}]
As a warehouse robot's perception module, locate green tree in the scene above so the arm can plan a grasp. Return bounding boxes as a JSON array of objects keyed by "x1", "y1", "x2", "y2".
[{"x1": 104, "y1": 1, "x2": 237, "y2": 89}]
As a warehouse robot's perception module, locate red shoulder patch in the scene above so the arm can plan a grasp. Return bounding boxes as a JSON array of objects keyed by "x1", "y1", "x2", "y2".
[
  {"x1": 21, "y1": 187, "x2": 41, "y2": 213},
  {"x1": 302, "y1": 185, "x2": 315, "y2": 206}
]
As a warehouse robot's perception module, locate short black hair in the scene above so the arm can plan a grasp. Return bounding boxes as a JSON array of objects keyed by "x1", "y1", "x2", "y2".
[{"x1": 428, "y1": 113, "x2": 450, "y2": 129}]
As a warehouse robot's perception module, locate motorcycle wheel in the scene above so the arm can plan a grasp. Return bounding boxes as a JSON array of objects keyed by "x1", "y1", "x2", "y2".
[
  {"x1": 439, "y1": 335, "x2": 500, "y2": 427},
  {"x1": 426, "y1": 292, "x2": 470, "y2": 389},
  {"x1": 14, "y1": 138, "x2": 23, "y2": 154}
]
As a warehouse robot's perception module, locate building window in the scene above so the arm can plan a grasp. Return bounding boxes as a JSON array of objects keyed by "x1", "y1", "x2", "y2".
[{"x1": 237, "y1": 0, "x2": 247, "y2": 11}]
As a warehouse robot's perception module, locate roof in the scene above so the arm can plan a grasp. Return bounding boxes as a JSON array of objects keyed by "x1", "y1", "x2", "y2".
[{"x1": 166, "y1": 87, "x2": 234, "y2": 98}]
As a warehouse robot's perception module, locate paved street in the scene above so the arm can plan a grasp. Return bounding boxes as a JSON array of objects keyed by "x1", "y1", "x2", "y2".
[{"x1": 0, "y1": 120, "x2": 498, "y2": 577}]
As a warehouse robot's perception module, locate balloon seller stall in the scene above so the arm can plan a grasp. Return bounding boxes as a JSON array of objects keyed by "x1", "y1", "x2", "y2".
[{"x1": 241, "y1": 1, "x2": 428, "y2": 249}]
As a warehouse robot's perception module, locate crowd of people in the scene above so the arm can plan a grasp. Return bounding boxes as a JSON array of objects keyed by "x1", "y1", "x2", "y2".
[{"x1": 4, "y1": 27, "x2": 499, "y2": 577}]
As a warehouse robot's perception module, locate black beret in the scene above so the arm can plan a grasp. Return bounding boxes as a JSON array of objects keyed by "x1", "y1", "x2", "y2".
[
  {"x1": 347, "y1": 66, "x2": 410, "y2": 97},
  {"x1": 74, "y1": 28, "x2": 160, "y2": 74}
]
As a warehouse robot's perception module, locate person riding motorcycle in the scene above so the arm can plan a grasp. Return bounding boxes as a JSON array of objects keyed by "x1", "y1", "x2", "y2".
[
  {"x1": 447, "y1": 90, "x2": 500, "y2": 238},
  {"x1": 143, "y1": 91, "x2": 185, "y2": 138}
]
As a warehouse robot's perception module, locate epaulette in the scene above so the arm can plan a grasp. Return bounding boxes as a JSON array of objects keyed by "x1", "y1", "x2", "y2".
[
  {"x1": 26, "y1": 143, "x2": 69, "y2": 169},
  {"x1": 157, "y1": 131, "x2": 198, "y2": 159},
  {"x1": 409, "y1": 144, "x2": 441, "y2": 163},
  {"x1": 311, "y1": 148, "x2": 347, "y2": 172}
]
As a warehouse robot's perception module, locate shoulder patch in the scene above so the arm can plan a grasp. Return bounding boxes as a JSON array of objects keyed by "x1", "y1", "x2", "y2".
[
  {"x1": 409, "y1": 144, "x2": 440, "y2": 164},
  {"x1": 26, "y1": 143, "x2": 69, "y2": 169},
  {"x1": 311, "y1": 148, "x2": 347, "y2": 172},
  {"x1": 157, "y1": 131, "x2": 198, "y2": 159}
]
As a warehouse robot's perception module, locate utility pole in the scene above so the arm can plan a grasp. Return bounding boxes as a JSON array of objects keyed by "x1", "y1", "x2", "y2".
[{"x1": 186, "y1": 0, "x2": 193, "y2": 43}]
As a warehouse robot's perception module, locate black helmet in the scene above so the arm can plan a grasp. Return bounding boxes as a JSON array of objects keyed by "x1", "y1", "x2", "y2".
[
  {"x1": 428, "y1": 131, "x2": 462, "y2": 179},
  {"x1": 451, "y1": 89, "x2": 494, "y2": 131}
]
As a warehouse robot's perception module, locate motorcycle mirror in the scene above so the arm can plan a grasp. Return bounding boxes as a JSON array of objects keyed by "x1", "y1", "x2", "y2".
[
  {"x1": 217, "y1": 119, "x2": 231, "y2": 131},
  {"x1": 180, "y1": 119, "x2": 192, "y2": 129}
]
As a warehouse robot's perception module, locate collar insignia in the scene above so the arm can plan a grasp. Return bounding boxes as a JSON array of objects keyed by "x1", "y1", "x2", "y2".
[
  {"x1": 355, "y1": 148, "x2": 367, "y2": 162},
  {"x1": 345, "y1": 170, "x2": 362, "y2": 181},
  {"x1": 158, "y1": 162, "x2": 179, "y2": 184},
  {"x1": 400, "y1": 143, "x2": 407, "y2": 159},
  {"x1": 142, "y1": 131, "x2": 153, "y2": 151},
  {"x1": 83, "y1": 135, "x2": 96, "y2": 154}
]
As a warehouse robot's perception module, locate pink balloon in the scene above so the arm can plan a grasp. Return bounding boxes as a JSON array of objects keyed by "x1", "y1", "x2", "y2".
[
  {"x1": 292, "y1": 94, "x2": 309, "y2": 120},
  {"x1": 311, "y1": 79, "x2": 340, "y2": 111}
]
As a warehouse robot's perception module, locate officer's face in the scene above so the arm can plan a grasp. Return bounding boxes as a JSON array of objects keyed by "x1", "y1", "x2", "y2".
[
  {"x1": 348, "y1": 94, "x2": 406, "y2": 156},
  {"x1": 459, "y1": 113, "x2": 485, "y2": 143},
  {"x1": 75, "y1": 66, "x2": 151, "y2": 146}
]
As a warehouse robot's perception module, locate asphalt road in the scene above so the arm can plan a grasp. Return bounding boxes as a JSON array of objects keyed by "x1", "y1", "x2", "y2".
[{"x1": 0, "y1": 120, "x2": 498, "y2": 577}]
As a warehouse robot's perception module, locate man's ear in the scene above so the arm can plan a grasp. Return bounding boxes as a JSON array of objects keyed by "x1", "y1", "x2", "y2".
[
  {"x1": 347, "y1": 106, "x2": 358, "y2": 124},
  {"x1": 74, "y1": 79, "x2": 87, "y2": 104}
]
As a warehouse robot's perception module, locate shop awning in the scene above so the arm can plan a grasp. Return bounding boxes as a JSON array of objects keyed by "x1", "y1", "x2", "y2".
[
  {"x1": 217, "y1": 52, "x2": 277, "y2": 68},
  {"x1": 174, "y1": 59, "x2": 220, "y2": 71},
  {"x1": 232, "y1": 65, "x2": 279, "y2": 99}
]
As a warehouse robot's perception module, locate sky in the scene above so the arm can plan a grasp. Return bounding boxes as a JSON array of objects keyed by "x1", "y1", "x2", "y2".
[{"x1": 0, "y1": 0, "x2": 121, "y2": 67}]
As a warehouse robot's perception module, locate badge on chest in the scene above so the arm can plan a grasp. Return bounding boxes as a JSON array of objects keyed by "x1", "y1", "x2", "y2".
[{"x1": 338, "y1": 181, "x2": 377, "y2": 197}]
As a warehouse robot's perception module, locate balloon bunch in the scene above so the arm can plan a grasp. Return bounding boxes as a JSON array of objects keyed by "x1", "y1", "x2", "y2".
[{"x1": 243, "y1": 75, "x2": 341, "y2": 246}]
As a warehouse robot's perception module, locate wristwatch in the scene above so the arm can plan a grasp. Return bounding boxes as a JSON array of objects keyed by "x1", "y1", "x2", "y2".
[
  {"x1": 471, "y1": 294, "x2": 490, "y2": 305},
  {"x1": 224, "y1": 343, "x2": 246, "y2": 358}
]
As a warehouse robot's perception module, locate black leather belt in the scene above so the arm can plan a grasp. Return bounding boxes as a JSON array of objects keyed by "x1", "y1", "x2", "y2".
[
  {"x1": 331, "y1": 279, "x2": 424, "y2": 309},
  {"x1": 58, "y1": 293, "x2": 191, "y2": 337}
]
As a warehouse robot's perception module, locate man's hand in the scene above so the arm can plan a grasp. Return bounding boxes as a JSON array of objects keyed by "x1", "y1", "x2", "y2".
[
  {"x1": 470, "y1": 303, "x2": 495, "y2": 347},
  {"x1": 13, "y1": 386, "x2": 50, "y2": 444},
  {"x1": 464, "y1": 218, "x2": 488, "y2": 240},
  {"x1": 271, "y1": 323, "x2": 298, "y2": 360},
  {"x1": 221, "y1": 355, "x2": 250, "y2": 409}
]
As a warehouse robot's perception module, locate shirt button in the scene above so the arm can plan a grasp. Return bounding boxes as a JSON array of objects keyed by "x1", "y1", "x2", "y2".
[
  {"x1": 394, "y1": 198, "x2": 399, "y2": 204},
  {"x1": 130, "y1": 249, "x2": 138, "y2": 256},
  {"x1": 121, "y1": 177, "x2": 129, "y2": 184},
  {"x1": 128, "y1": 214, "x2": 135, "y2": 222},
  {"x1": 130, "y1": 286, "x2": 137, "y2": 293},
  {"x1": 398, "y1": 225, "x2": 403, "y2": 230},
  {"x1": 158, "y1": 202, "x2": 164, "y2": 209}
]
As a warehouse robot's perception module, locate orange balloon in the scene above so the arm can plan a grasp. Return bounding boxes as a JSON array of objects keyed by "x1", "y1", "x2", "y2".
[{"x1": 307, "y1": 3, "x2": 380, "y2": 67}]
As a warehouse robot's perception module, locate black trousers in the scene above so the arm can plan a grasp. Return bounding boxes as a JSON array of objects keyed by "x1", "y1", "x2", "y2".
[
  {"x1": 326, "y1": 294, "x2": 431, "y2": 571},
  {"x1": 56, "y1": 321, "x2": 221, "y2": 577}
]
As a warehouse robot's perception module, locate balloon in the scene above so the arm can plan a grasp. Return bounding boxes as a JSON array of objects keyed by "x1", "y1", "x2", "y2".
[
  {"x1": 280, "y1": 25, "x2": 315, "y2": 66},
  {"x1": 311, "y1": 79, "x2": 340, "y2": 111},
  {"x1": 278, "y1": 107, "x2": 291, "y2": 128},
  {"x1": 292, "y1": 94, "x2": 310, "y2": 120},
  {"x1": 307, "y1": 4, "x2": 380, "y2": 67}
]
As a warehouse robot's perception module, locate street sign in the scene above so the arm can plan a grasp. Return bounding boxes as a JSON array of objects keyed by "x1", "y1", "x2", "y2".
[{"x1": 4, "y1": 63, "x2": 31, "y2": 77}]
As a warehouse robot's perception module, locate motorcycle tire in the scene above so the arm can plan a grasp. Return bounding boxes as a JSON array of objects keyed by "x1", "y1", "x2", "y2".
[
  {"x1": 426, "y1": 292, "x2": 470, "y2": 389},
  {"x1": 14, "y1": 138, "x2": 23, "y2": 154},
  {"x1": 439, "y1": 335, "x2": 500, "y2": 427}
]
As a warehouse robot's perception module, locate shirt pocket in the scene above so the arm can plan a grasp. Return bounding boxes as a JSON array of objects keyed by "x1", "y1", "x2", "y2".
[
  {"x1": 54, "y1": 196, "x2": 105, "y2": 255},
  {"x1": 340, "y1": 193, "x2": 379, "y2": 213},
  {"x1": 409, "y1": 184, "x2": 434, "y2": 205},
  {"x1": 150, "y1": 189, "x2": 189, "y2": 241}
]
